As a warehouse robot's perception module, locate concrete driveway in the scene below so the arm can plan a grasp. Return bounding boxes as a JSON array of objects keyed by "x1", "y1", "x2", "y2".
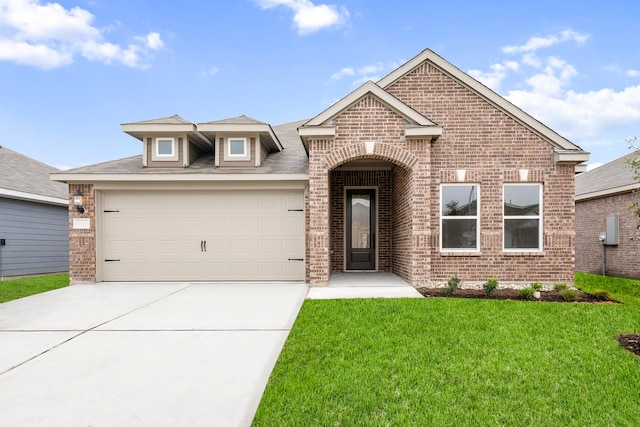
[{"x1": 0, "y1": 282, "x2": 307, "y2": 427}]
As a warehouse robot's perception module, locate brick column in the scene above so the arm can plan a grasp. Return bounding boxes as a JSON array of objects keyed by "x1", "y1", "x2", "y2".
[
  {"x1": 68, "y1": 183, "x2": 96, "y2": 284},
  {"x1": 308, "y1": 140, "x2": 330, "y2": 285}
]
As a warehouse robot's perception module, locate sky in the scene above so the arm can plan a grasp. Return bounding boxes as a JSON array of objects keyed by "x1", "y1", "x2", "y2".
[{"x1": 1, "y1": 0, "x2": 639, "y2": 171}]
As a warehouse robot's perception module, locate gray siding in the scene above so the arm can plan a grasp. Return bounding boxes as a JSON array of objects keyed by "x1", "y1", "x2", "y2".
[{"x1": 0, "y1": 197, "x2": 69, "y2": 277}]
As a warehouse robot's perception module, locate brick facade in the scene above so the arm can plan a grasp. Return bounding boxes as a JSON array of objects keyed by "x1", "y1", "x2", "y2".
[
  {"x1": 576, "y1": 192, "x2": 640, "y2": 279},
  {"x1": 306, "y1": 60, "x2": 577, "y2": 286},
  {"x1": 68, "y1": 183, "x2": 96, "y2": 283}
]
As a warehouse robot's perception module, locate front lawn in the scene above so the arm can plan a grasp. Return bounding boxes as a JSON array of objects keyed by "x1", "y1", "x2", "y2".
[
  {"x1": 253, "y1": 274, "x2": 640, "y2": 426},
  {"x1": 0, "y1": 274, "x2": 69, "y2": 303}
]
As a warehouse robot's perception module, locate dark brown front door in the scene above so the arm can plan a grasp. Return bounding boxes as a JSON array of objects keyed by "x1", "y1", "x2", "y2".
[{"x1": 346, "y1": 189, "x2": 376, "y2": 270}]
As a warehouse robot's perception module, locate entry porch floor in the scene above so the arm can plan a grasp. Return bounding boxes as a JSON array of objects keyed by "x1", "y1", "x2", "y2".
[{"x1": 306, "y1": 272, "x2": 422, "y2": 299}]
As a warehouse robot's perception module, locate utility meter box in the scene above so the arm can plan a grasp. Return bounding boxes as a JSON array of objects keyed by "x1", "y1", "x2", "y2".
[{"x1": 605, "y1": 214, "x2": 619, "y2": 246}]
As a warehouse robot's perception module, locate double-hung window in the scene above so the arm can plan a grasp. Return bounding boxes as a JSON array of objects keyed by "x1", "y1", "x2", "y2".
[
  {"x1": 504, "y1": 184, "x2": 542, "y2": 251},
  {"x1": 441, "y1": 184, "x2": 480, "y2": 251}
]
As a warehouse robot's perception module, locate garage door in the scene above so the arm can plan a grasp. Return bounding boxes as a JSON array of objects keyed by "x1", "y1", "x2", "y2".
[{"x1": 100, "y1": 190, "x2": 305, "y2": 281}]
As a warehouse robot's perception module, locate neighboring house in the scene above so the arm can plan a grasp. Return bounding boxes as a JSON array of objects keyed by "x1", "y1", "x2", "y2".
[
  {"x1": 575, "y1": 153, "x2": 640, "y2": 279},
  {"x1": 52, "y1": 49, "x2": 589, "y2": 286},
  {"x1": 0, "y1": 146, "x2": 69, "y2": 278}
]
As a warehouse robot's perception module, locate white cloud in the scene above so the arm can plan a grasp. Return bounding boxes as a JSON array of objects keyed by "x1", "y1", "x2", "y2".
[
  {"x1": 469, "y1": 61, "x2": 519, "y2": 91},
  {"x1": 506, "y1": 85, "x2": 640, "y2": 140},
  {"x1": 330, "y1": 61, "x2": 400, "y2": 86},
  {"x1": 502, "y1": 29, "x2": 588, "y2": 54},
  {"x1": 200, "y1": 66, "x2": 219, "y2": 77},
  {"x1": 255, "y1": 0, "x2": 349, "y2": 35},
  {"x1": 331, "y1": 67, "x2": 354, "y2": 80},
  {"x1": 586, "y1": 162, "x2": 603, "y2": 171},
  {"x1": 143, "y1": 32, "x2": 164, "y2": 50},
  {"x1": 467, "y1": 29, "x2": 640, "y2": 159},
  {"x1": 0, "y1": 0, "x2": 164, "y2": 69}
]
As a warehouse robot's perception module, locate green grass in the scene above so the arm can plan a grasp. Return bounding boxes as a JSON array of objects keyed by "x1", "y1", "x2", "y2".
[
  {"x1": 0, "y1": 274, "x2": 69, "y2": 303},
  {"x1": 253, "y1": 273, "x2": 640, "y2": 426}
]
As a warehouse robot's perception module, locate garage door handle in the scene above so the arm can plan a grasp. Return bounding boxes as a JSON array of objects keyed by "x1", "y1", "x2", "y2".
[
  {"x1": 105, "y1": 259, "x2": 120, "y2": 262},
  {"x1": 288, "y1": 258, "x2": 304, "y2": 261},
  {"x1": 204, "y1": 240, "x2": 207, "y2": 252},
  {"x1": 200, "y1": 240, "x2": 204, "y2": 252},
  {"x1": 288, "y1": 209, "x2": 303, "y2": 212}
]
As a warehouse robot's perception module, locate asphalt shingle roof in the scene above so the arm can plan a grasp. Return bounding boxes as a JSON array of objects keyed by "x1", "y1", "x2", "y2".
[
  {"x1": 576, "y1": 152, "x2": 638, "y2": 197},
  {"x1": 199, "y1": 115, "x2": 268, "y2": 125},
  {"x1": 121, "y1": 114, "x2": 192, "y2": 125},
  {"x1": 0, "y1": 146, "x2": 68, "y2": 199},
  {"x1": 61, "y1": 119, "x2": 309, "y2": 176}
]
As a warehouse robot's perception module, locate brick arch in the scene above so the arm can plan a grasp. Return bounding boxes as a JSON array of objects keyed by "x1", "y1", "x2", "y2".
[{"x1": 324, "y1": 142, "x2": 419, "y2": 171}]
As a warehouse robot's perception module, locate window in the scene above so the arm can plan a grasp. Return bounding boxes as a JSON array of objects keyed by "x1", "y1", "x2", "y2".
[
  {"x1": 504, "y1": 184, "x2": 542, "y2": 251},
  {"x1": 228, "y1": 138, "x2": 247, "y2": 157},
  {"x1": 156, "y1": 138, "x2": 175, "y2": 157},
  {"x1": 441, "y1": 184, "x2": 479, "y2": 251}
]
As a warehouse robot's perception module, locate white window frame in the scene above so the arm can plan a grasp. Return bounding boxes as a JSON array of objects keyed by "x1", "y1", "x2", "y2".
[
  {"x1": 227, "y1": 138, "x2": 248, "y2": 158},
  {"x1": 154, "y1": 137, "x2": 177, "y2": 161},
  {"x1": 503, "y1": 183, "x2": 543, "y2": 252},
  {"x1": 440, "y1": 183, "x2": 480, "y2": 252}
]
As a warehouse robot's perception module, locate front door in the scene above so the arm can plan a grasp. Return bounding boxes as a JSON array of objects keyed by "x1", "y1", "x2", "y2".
[{"x1": 346, "y1": 189, "x2": 376, "y2": 270}]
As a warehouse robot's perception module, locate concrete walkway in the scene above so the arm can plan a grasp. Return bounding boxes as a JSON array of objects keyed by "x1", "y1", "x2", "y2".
[
  {"x1": 306, "y1": 272, "x2": 423, "y2": 299},
  {"x1": 0, "y1": 282, "x2": 307, "y2": 427}
]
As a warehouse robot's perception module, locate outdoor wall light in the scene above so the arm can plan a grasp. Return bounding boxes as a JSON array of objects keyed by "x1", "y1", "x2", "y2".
[{"x1": 73, "y1": 189, "x2": 85, "y2": 214}]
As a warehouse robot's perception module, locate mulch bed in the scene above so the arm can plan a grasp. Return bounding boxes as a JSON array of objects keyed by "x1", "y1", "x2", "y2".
[
  {"x1": 416, "y1": 287, "x2": 615, "y2": 303},
  {"x1": 618, "y1": 334, "x2": 640, "y2": 357}
]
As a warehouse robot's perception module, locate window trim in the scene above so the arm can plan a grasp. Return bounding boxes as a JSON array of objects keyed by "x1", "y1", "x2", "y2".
[
  {"x1": 440, "y1": 183, "x2": 480, "y2": 252},
  {"x1": 503, "y1": 183, "x2": 543, "y2": 252},
  {"x1": 227, "y1": 137, "x2": 248, "y2": 159},
  {"x1": 154, "y1": 137, "x2": 177, "y2": 161}
]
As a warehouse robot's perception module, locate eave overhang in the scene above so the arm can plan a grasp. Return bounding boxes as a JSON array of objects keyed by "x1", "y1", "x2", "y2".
[
  {"x1": 196, "y1": 122, "x2": 283, "y2": 153},
  {"x1": 121, "y1": 122, "x2": 213, "y2": 148},
  {"x1": 576, "y1": 182, "x2": 640, "y2": 201},
  {"x1": 51, "y1": 173, "x2": 309, "y2": 183},
  {"x1": 0, "y1": 187, "x2": 68, "y2": 206}
]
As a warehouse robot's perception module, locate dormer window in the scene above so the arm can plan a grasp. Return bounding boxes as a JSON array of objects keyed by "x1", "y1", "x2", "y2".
[
  {"x1": 228, "y1": 138, "x2": 247, "y2": 158},
  {"x1": 156, "y1": 138, "x2": 175, "y2": 157}
]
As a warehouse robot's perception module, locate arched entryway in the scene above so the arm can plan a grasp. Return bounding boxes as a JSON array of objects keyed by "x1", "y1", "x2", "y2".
[{"x1": 324, "y1": 142, "x2": 419, "y2": 284}]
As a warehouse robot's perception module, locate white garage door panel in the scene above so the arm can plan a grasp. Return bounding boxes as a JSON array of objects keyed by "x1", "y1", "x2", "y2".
[{"x1": 101, "y1": 190, "x2": 305, "y2": 281}]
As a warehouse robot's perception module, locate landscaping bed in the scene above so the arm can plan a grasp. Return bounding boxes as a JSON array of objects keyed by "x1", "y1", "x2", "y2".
[
  {"x1": 416, "y1": 287, "x2": 614, "y2": 303},
  {"x1": 618, "y1": 333, "x2": 640, "y2": 356}
]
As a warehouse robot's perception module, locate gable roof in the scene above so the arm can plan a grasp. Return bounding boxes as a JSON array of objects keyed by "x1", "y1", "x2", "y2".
[
  {"x1": 0, "y1": 146, "x2": 68, "y2": 205},
  {"x1": 377, "y1": 49, "x2": 589, "y2": 164},
  {"x1": 575, "y1": 152, "x2": 639, "y2": 201},
  {"x1": 299, "y1": 81, "x2": 443, "y2": 146}
]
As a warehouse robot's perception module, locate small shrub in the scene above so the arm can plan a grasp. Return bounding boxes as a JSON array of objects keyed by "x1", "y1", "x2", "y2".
[
  {"x1": 559, "y1": 288, "x2": 580, "y2": 302},
  {"x1": 483, "y1": 277, "x2": 499, "y2": 297},
  {"x1": 531, "y1": 281, "x2": 543, "y2": 291},
  {"x1": 590, "y1": 288, "x2": 613, "y2": 301},
  {"x1": 553, "y1": 283, "x2": 569, "y2": 292},
  {"x1": 519, "y1": 287, "x2": 535, "y2": 300},
  {"x1": 445, "y1": 275, "x2": 462, "y2": 296}
]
